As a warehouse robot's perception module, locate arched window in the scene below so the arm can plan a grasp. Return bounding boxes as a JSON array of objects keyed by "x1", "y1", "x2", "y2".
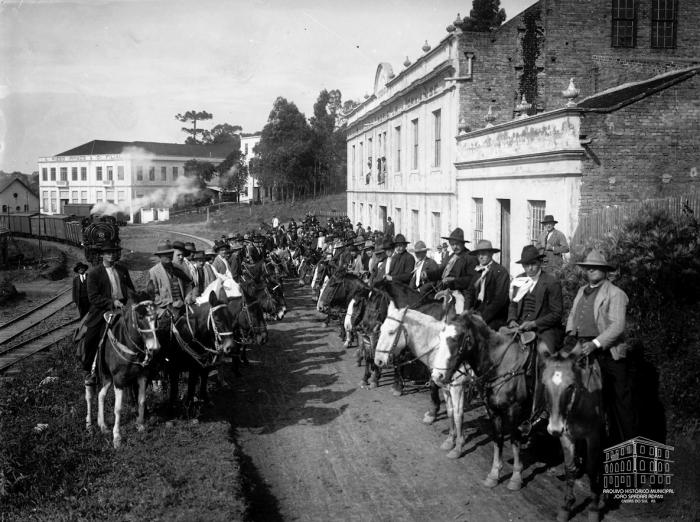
[
  {"x1": 15, "y1": 206, "x2": 20, "y2": 211},
  {"x1": 640, "y1": 460, "x2": 645, "y2": 471},
  {"x1": 1, "y1": 205, "x2": 6, "y2": 212}
]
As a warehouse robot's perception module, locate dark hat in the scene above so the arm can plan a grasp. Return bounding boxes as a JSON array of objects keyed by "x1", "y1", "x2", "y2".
[
  {"x1": 229, "y1": 241, "x2": 244, "y2": 251},
  {"x1": 576, "y1": 250, "x2": 616, "y2": 271},
  {"x1": 375, "y1": 249, "x2": 387, "y2": 260},
  {"x1": 171, "y1": 240, "x2": 186, "y2": 251},
  {"x1": 184, "y1": 242, "x2": 196, "y2": 252},
  {"x1": 154, "y1": 240, "x2": 173, "y2": 256},
  {"x1": 356, "y1": 222, "x2": 362, "y2": 226},
  {"x1": 214, "y1": 240, "x2": 230, "y2": 252},
  {"x1": 393, "y1": 233, "x2": 408, "y2": 245},
  {"x1": 191, "y1": 250, "x2": 206, "y2": 261},
  {"x1": 441, "y1": 228, "x2": 469, "y2": 244},
  {"x1": 541, "y1": 214, "x2": 558, "y2": 224},
  {"x1": 469, "y1": 239, "x2": 501, "y2": 255},
  {"x1": 73, "y1": 262, "x2": 89, "y2": 273},
  {"x1": 226, "y1": 232, "x2": 236, "y2": 240},
  {"x1": 515, "y1": 245, "x2": 545, "y2": 265},
  {"x1": 380, "y1": 238, "x2": 395, "y2": 250}
]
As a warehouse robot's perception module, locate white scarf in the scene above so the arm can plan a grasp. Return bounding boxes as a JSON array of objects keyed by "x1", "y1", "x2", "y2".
[
  {"x1": 474, "y1": 262, "x2": 491, "y2": 302},
  {"x1": 412, "y1": 258, "x2": 425, "y2": 288},
  {"x1": 510, "y1": 272, "x2": 540, "y2": 303}
]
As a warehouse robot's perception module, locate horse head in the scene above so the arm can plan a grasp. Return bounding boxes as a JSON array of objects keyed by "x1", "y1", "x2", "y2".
[
  {"x1": 360, "y1": 289, "x2": 389, "y2": 333},
  {"x1": 432, "y1": 311, "x2": 490, "y2": 386},
  {"x1": 203, "y1": 288, "x2": 237, "y2": 355},
  {"x1": 128, "y1": 297, "x2": 160, "y2": 356},
  {"x1": 234, "y1": 283, "x2": 268, "y2": 345},
  {"x1": 374, "y1": 302, "x2": 408, "y2": 368}
]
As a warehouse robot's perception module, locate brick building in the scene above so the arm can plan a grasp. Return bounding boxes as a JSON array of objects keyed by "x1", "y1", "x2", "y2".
[{"x1": 348, "y1": 1, "x2": 700, "y2": 272}]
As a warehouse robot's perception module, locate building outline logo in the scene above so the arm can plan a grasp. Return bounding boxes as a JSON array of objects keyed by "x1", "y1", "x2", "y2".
[{"x1": 602, "y1": 436, "x2": 674, "y2": 503}]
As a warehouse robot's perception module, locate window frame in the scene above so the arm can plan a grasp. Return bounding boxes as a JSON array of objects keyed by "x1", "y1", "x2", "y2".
[
  {"x1": 651, "y1": 0, "x2": 678, "y2": 49},
  {"x1": 433, "y1": 109, "x2": 442, "y2": 168},
  {"x1": 96, "y1": 166, "x2": 103, "y2": 181},
  {"x1": 611, "y1": 0, "x2": 637, "y2": 48},
  {"x1": 80, "y1": 167, "x2": 87, "y2": 181},
  {"x1": 395, "y1": 126, "x2": 401, "y2": 172},
  {"x1": 411, "y1": 118, "x2": 419, "y2": 171}
]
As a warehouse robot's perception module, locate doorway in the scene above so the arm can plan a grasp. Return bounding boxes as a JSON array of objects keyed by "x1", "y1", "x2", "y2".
[
  {"x1": 498, "y1": 199, "x2": 511, "y2": 269},
  {"x1": 379, "y1": 205, "x2": 387, "y2": 233}
]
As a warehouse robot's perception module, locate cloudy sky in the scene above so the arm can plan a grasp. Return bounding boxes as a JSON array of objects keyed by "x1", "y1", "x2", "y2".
[{"x1": 0, "y1": 0, "x2": 536, "y2": 172}]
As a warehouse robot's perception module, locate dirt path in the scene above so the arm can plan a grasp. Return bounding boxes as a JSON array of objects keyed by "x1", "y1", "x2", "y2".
[{"x1": 230, "y1": 285, "x2": 679, "y2": 522}]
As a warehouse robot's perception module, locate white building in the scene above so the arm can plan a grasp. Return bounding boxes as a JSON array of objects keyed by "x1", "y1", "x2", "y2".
[
  {"x1": 38, "y1": 140, "x2": 231, "y2": 221},
  {"x1": 239, "y1": 133, "x2": 261, "y2": 202},
  {"x1": 345, "y1": 36, "x2": 461, "y2": 249}
]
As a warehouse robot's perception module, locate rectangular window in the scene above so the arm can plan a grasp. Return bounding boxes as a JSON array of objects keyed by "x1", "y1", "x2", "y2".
[
  {"x1": 149, "y1": 167, "x2": 155, "y2": 181},
  {"x1": 117, "y1": 190, "x2": 125, "y2": 203},
  {"x1": 50, "y1": 192, "x2": 57, "y2": 213},
  {"x1": 117, "y1": 166, "x2": 124, "y2": 180},
  {"x1": 71, "y1": 190, "x2": 78, "y2": 202},
  {"x1": 360, "y1": 203, "x2": 364, "y2": 223},
  {"x1": 42, "y1": 168, "x2": 48, "y2": 181},
  {"x1": 96, "y1": 190, "x2": 103, "y2": 202},
  {"x1": 42, "y1": 191, "x2": 49, "y2": 211},
  {"x1": 612, "y1": 0, "x2": 636, "y2": 48},
  {"x1": 107, "y1": 166, "x2": 113, "y2": 181},
  {"x1": 60, "y1": 167, "x2": 67, "y2": 181},
  {"x1": 411, "y1": 210, "x2": 419, "y2": 240},
  {"x1": 81, "y1": 167, "x2": 87, "y2": 181},
  {"x1": 161, "y1": 166, "x2": 167, "y2": 181},
  {"x1": 528, "y1": 200, "x2": 547, "y2": 244},
  {"x1": 137, "y1": 166, "x2": 143, "y2": 181},
  {"x1": 50, "y1": 168, "x2": 56, "y2": 181},
  {"x1": 71, "y1": 167, "x2": 78, "y2": 181},
  {"x1": 80, "y1": 191, "x2": 87, "y2": 203},
  {"x1": 431, "y1": 211, "x2": 441, "y2": 251},
  {"x1": 411, "y1": 118, "x2": 419, "y2": 170},
  {"x1": 172, "y1": 166, "x2": 178, "y2": 180},
  {"x1": 106, "y1": 189, "x2": 115, "y2": 202},
  {"x1": 96, "y1": 166, "x2": 103, "y2": 181},
  {"x1": 395, "y1": 126, "x2": 401, "y2": 172},
  {"x1": 368, "y1": 137, "x2": 373, "y2": 176},
  {"x1": 651, "y1": 0, "x2": 677, "y2": 48},
  {"x1": 359, "y1": 142, "x2": 364, "y2": 178},
  {"x1": 433, "y1": 109, "x2": 442, "y2": 168},
  {"x1": 473, "y1": 198, "x2": 484, "y2": 243},
  {"x1": 394, "y1": 208, "x2": 402, "y2": 234},
  {"x1": 245, "y1": 143, "x2": 249, "y2": 155}
]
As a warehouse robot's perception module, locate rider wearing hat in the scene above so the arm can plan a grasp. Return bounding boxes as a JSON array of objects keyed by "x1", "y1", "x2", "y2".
[
  {"x1": 426, "y1": 228, "x2": 477, "y2": 292},
  {"x1": 83, "y1": 240, "x2": 135, "y2": 385},
  {"x1": 148, "y1": 240, "x2": 194, "y2": 321},
  {"x1": 385, "y1": 234, "x2": 414, "y2": 284},
  {"x1": 227, "y1": 240, "x2": 245, "y2": 282},
  {"x1": 409, "y1": 241, "x2": 438, "y2": 291},
  {"x1": 535, "y1": 215, "x2": 569, "y2": 272},
  {"x1": 507, "y1": 245, "x2": 564, "y2": 352},
  {"x1": 212, "y1": 240, "x2": 233, "y2": 279},
  {"x1": 369, "y1": 243, "x2": 390, "y2": 286},
  {"x1": 566, "y1": 250, "x2": 636, "y2": 444},
  {"x1": 467, "y1": 240, "x2": 510, "y2": 330}
]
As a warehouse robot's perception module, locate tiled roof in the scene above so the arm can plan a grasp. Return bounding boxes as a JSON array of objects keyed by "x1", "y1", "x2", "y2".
[
  {"x1": 55, "y1": 140, "x2": 233, "y2": 158},
  {"x1": 0, "y1": 175, "x2": 33, "y2": 195},
  {"x1": 578, "y1": 66, "x2": 700, "y2": 111}
]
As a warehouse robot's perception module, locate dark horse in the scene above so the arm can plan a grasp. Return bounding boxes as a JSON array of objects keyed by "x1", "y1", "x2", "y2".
[
  {"x1": 90, "y1": 296, "x2": 160, "y2": 448},
  {"x1": 541, "y1": 343, "x2": 604, "y2": 522},
  {"x1": 433, "y1": 311, "x2": 539, "y2": 490},
  {"x1": 317, "y1": 268, "x2": 367, "y2": 349},
  {"x1": 227, "y1": 280, "x2": 269, "y2": 369},
  {"x1": 158, "y1": 288, "x2": 237, "y2": 409},
  {"x1": 361, "y1": 280, "x2": 444, "y2": 424}
]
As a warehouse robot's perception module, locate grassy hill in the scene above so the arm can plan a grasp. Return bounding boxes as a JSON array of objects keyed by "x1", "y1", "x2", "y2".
[{"x1": 158, "y1": 193, "x2": 347, "y2": 239}]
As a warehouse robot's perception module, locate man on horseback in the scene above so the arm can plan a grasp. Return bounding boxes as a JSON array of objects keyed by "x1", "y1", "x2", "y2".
[
  {"x1": 384, "y1": 234, "x2": 414, "y2": 284},
  {"x1": 426, "y1": 228, "x2": 477, "y2": 298},
  {"x1": 149, "y1": 240, "x2": 194, "y2": 322},
  {"x1": 409, "y1": 240, "x2": 438, "y2": 292},
  {"x1": 467, "y1": 240, "x2": 510, "y2": 330},
  {"x1": 212, "y1": 241, "x2": 233, "y2": 279},
  {"x1": 83, "y1": 240, "x2": 135, "y2": 386},
  {"x1": 227, "y1": 240, "x2": 245, "y2": 282},
  {"x1": 566, "y1": 250, "x2": 637, "y2": 444}
]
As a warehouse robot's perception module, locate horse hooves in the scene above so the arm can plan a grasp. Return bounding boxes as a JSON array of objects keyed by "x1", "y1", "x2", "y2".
[
  {"x1": 359, "y1": 380, "x2": 369, "y2": 388},
  {"x1": 446, "y1": 447, "x2": 462, "y2": 459},
  {"x1": 422, "y1": 412, "x2": 436, "y2": 425},
  {"x1": 99, "y1": 425, "x2": 110, "y2": 435},
  {"x1": 113, "y1": 437, "x2": 122, "y2": 449},
  {"x1": 392, "y1": 389, "x2": 403, "y2": 397},
  {"x1": 506, "y1": 478, "x2": 522, "y2": 491},
  {"x1": 556, "y1": 508, "x2": 570, "y2": 522},
  {"x1": 369, "y1": 381, "x2": 378, "y2": 389},
  {"x1": 136, "y1": 424, "x2": 145, "y2": 433},
  {"x1": 483, "y1": 475, "x2": 499, "y2": 488},
  {"x1": 440, "y1": 438, "x2": 455, "y2": 451}
]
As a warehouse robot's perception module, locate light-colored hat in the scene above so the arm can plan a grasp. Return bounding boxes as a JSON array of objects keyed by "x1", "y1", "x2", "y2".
[
  {"x1": 577, "y1": 250, "x2": 616, "y2": 271},
  {"x1": 469, "y1": 239, "x2": 501, "y2": 255},
  {"x1": 154, "y1": 240, "x2": 174, "y2": 256},
  {"x1": 412, "y1": 240, "x2": 429, "y2": 253}
]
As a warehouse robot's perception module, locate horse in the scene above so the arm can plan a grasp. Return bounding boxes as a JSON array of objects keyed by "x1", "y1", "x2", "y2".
[
  {"x1": 432, "y1": 311, "x2": 540, "y2": 490},
  {"x1": 540, "y1": 343, "x2": 604, "y2": 522},
  {"x1": 159, "y1": 288, "x2": 237, "y2": 409},
  {"x1": 88, "y1": 296, "x2": 160, "y2": 449},
  {"x1": 317, "y1": 269, "x2": 368, "y2": 348},
  {"x1": 373, "y1": 302, "x2": 472, "y2": 458}
]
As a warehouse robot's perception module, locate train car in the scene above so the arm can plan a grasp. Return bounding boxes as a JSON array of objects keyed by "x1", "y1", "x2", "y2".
[
  {"x1": 44, "y1": 215, "x2": 72, "y2": 241},
  {"x1": 65, "y1": 220, "x2": 83, "y2": 246},
  {"x1": 62, "y1": 203, "x2": 93, "y2": 218},
  {"x1": 10, "y1": 212, "x2": 37, "y2": 237}
]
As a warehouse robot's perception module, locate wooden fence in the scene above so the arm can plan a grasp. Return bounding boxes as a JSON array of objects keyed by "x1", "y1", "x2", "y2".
[
  {"x1": 313, "y1": 210, "x2": 347, "y2": 219},
  {"x1": 572, "y1": 191, "x2": 700, "y2": 246}
]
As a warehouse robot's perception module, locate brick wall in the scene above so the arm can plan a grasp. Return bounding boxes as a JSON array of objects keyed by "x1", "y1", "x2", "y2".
[{"x1": 579, "y1": 74, "x2": 700, "y2": 213}]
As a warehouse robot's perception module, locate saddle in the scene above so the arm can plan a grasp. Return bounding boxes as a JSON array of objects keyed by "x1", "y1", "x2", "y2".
[{"x1": 498, "y1": 326, "x2": 537, "y2": 349}]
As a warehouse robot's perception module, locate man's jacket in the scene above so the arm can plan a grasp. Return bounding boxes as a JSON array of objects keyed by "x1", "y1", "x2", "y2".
[
  {"x1": 508, "y1": 270, "x2": 563, "y2": 332},
  {"x1": 536, "y1": 229, "x2": 569, "y2": 269},
  {"x1": 427, "y1": 250, "x2": 477, "y2": 290},
  {"x1": 467, "y1": 262, "x2": 510, "y2": 329},
  {"x1": 148, "y1": 263, "x2": 192, "y2": 309},
  {"x1": 85, "y1": 264, "x2": 134, "y2": 327},
  {"x1": 388, "y1": 250, "x2": 415, "y2": 284}
]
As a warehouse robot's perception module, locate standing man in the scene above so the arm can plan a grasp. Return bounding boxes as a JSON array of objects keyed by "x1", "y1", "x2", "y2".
[
  {"x1": 355, "y1": 222, "x2": 365, "y2": 236},
  {"x1": 385, "y1": 234, "x2": 414, "y2": 284},
  {"x1": 272, "y1": 215, "x2": 280, "y2": 230},
  {"x1": 566, "y1": 250, "x2": 636, "y2": 444},
  {"x1": 409, "y1": 241, "x2": 438, "y2": 292},
  {"x1": 83, "y1": 241, "x2": 134, "y2": 385},
  {"x1": 467, "y1": 240, "x2": 510, "y2": 330},
  {"x1": 426, "y1": 228, "x2": 477, "y2": 295},
  {"x1": 507, "y1": 245, "x2": 564, "y2": 353},
  {"x1": 385, "y1": 217, "x2": 395, "y2": 239},
  {"x1": 190, "y1": 251, "x2": 207, "y2": 296},
  {"x1": 536, "y1": 214, "x2": 569, "y2": 273},
  {"x1": 148, "y1": 240, "x2": 194, "y2": 322},
  {"x1": 72, "y1": 262, "x2": 90, "y2": 318}
]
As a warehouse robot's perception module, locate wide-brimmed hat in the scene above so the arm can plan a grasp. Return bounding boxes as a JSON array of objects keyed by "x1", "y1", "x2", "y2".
[
  {"x1": 214, "y1": 240, "x2": 230, "y2": 252},
  {"x1": 541, "y1": 214, "x2": 558, "y2": 224},
  {"x1": 470, "y1": 239, "x2": 501, "y2": 255},
  {"x1": 191, "y1": 250, "x2": 206, "y2": 261},
  {"x1": 204, "y1": 248, "x2": 216, "y2": 258},
  {"x1": 184, "y1": 241, "x2": 196, "y2": 252},
  {"x1": 356, "y1": 222, "x2": 362, "y2": 227},
  {"x1": 73, "y1": 262, "x2": 89, "y2": 273},
  {"x1": 441, "y1": 228, "x2": 470, "y2": 244},
  {"x1": 226, "y1": 232, "x2": 236, "y2": 240},
  {"x1": 154, "y1": 240, "x2": 173, "y2": 256},
  {"x1": 412, "y1": 240, "x2": 429, "y2": 253},
  {"x1": 515, "y1": 245, "x2": 545, "y2": 264},
  {"x1": 393, "y1": 233, "x2": 409, "y2": 245},
  {"x1": 171, "y1": 240, "x2": 186, "y2": 251},
  {"x1": 380, "y1": 238, "x2": 395, "y2": 250},
  {"x1": 577, "y1": 250, "x2": 616, "y2": 271},
  {"x1": 363, "y1": 240, "x2": 375, "y2": 251},
  {"x1": 229, "y1": 241, "x2": 244, "y2": 251}
]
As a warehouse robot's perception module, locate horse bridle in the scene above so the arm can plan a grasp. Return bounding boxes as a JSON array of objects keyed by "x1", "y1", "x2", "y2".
[{"x1": 208, "y1": 303, "x2": 235, "y2": 352}]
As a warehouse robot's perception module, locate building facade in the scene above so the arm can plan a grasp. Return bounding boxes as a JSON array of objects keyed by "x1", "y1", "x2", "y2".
[
  {"x1": 38, "y1": 140, "x2": 231, "y2": 220},
  {"x1": 0, "y1": 176, "x2": 39, "y2": 214},
  {"x1": 240, "y1": 133, "x2": 261, "y2": 202},
  {"x1": 603, "y1": 436, "x2": 674, "y2": 489}
]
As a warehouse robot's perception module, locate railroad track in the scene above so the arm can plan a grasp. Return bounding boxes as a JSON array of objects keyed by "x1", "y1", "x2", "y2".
[{"x1": 0, "y1": 319, "x2": 79, "y2": 373}]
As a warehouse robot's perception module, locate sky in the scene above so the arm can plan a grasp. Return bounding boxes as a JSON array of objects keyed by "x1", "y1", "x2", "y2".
[{"x1": 0, "y1": 0, "x2": 537, "y2": 172}]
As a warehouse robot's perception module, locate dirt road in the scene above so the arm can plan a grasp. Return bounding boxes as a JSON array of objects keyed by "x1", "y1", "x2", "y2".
[{"x1": 230, "y1": 285, "x2": 674, "y2": 522}]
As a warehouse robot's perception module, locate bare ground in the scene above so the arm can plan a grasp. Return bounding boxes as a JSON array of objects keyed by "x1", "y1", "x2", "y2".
[{"x1": 230, "y1": 284, "x2": 698, "y2": 522}]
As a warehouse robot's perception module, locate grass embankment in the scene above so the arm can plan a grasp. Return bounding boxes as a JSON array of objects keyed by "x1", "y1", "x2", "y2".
[
  {"x1": 161, "y1": 193, "x2": 347, "y2": 239},
  {"x1": 0, "y1": 339, "x2": 249, "y2": 521}
]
